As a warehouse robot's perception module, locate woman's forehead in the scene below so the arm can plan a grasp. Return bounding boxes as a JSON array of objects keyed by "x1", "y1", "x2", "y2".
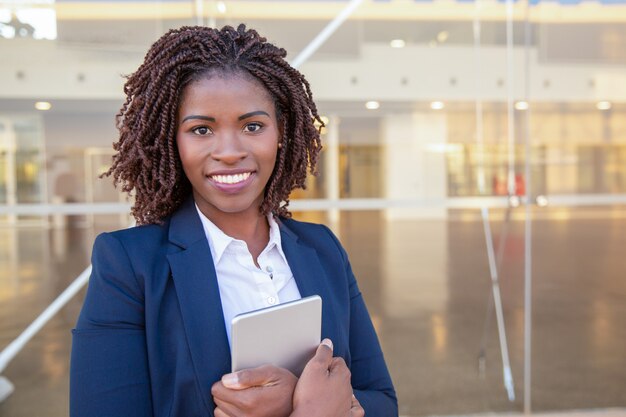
[{"x1": 180, "y1": 70, "x2": 277, "y2": 109}]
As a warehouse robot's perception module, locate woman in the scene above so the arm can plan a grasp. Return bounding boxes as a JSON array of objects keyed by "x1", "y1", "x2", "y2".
[{"x1": 70, "y1": 24, "x2": 397, "y2": 417}]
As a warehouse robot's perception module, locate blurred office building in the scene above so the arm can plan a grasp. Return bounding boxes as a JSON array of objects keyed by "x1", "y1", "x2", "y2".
[{"x1": 0, "y1": 0, "x2": 625, "y2": 416}]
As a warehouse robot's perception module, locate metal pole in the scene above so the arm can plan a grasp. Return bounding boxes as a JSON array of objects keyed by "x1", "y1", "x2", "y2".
[
  {"x1": 84, "y1": 149, "x2": 94, "y2": 227},
  {"x1": 481, "y1": 208, "x2": 516, "y2": 401},
  {"x1": 474, "y1": 0, "x2": 515, "y2": 401},
  {"x1": 325, "y1": 115, "x2": 341, "y2": 234},
  {"x1": 478, "y1": 205, "x2": 512, "y2": 375},
  {"x1": 0, "y1": 265, "x2": 92, "y2": 374},
  {"x1": 290, "y1": 0, "x2": 364, "y2": 69},
  {"x1": 523, "y1": 0, "x2": 533, "y2": 413},
  {"x1": 6, "y1": 120, "x2": 17, "y2": 225},
  {"x1": 473, "y1": 0, "x2": 486, "y2": 196},
  {"x1": 194, "y1": 0, "x2": 204, "y2": 26},
  {"x1": 505, "y1": 0, "x2": 516, "y2": 197}
]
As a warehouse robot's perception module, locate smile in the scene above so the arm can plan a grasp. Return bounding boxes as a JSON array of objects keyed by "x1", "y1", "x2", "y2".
[{"x1": 210, "y1": 172, "x2": 252, "y2": 185}]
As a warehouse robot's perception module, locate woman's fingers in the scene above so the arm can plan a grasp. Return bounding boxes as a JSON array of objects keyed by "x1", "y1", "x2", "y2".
[
  {"x1": 350, "y1": 394, "x2": 365, "y2": 417},
  {"x1": 221, "y1": 364, "x2": 293, "y2": 390},
  {"x1": 214, "y1": 405, "x2": 233, "y2": 417},
  {"x1": 292, "y1": 338, "x2": 357, "y2": 417},
  {"x1": 305, "y1": 338, "x2": 334, "y2": 372}
]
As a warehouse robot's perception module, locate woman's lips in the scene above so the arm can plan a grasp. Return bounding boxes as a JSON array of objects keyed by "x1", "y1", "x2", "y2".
[{"x1": 207, "y1": 171, "x2": 255, "y2": 193}]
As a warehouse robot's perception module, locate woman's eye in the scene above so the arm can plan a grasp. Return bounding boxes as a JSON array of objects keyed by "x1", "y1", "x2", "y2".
[
  {"x1": 244, "y1": 122, "x2": 263, "y2": 133},
  {"x1": 192, "y1": 126, "x2": 211, "y2": 135}
]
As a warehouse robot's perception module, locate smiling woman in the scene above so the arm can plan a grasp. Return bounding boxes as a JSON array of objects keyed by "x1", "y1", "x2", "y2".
[
  {"x1": 69, "y1": 24, "x2": 397, "y2": 417},
  {"x1": 176, "y1": 75, "x2": 280, "y2": 243},
  {"x1": 102, "y1": 25, "x2": 322, "y2": 226}
]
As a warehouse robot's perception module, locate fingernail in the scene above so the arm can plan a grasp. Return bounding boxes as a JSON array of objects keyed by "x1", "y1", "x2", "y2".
[
  {"x1": 221, "y1": 373, "x2": 239, "y2": 387},
  {"x1": 321, "y1": 338, "x2": 333, "y2": 350}
]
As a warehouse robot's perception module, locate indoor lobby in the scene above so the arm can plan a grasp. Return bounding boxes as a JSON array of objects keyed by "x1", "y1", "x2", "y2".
[{"x1": 0, "y1": 1, "x2": 625, "y2": 416}]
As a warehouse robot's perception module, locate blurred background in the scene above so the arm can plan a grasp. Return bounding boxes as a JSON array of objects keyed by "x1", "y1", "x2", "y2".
[{"x1": 0, "y1": 0, "x2": 625, "y2": 416}]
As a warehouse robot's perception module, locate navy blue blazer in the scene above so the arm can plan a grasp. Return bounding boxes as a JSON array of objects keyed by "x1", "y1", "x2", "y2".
[{"x1": 70, "y1": 198, "x2": 397, "y2": 417}]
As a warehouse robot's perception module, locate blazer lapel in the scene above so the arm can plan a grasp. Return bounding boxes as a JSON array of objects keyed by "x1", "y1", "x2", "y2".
[
  {"x1": 166, "y1": 198, "x2": 230, "y2": 411},
  {"x1": 280, "y1": 222, "x2": 342, "y2": 348}
]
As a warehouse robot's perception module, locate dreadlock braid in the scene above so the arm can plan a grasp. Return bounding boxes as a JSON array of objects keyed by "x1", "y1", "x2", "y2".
[{"x1": 103, "y1": 24, "x2": 323, "y2": 225}]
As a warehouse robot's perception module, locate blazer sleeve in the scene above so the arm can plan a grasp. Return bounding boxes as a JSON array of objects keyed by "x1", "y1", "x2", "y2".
[
  {"x1": 70, "y1": 232, "x2": 153, "y2": 417},
  {"x1": 322, "y1": 226, "x2": 399, "y2": 417}
]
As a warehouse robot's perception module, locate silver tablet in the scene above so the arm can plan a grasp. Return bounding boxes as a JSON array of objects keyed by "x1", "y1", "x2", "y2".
[{"x1": 230, "y1": 295, "x2": 322, "y2": 377}]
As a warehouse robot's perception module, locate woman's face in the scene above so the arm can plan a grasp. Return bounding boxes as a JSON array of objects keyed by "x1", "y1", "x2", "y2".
[{"x1": 176, "y1": 74, "x2": 280, "y2": 222}]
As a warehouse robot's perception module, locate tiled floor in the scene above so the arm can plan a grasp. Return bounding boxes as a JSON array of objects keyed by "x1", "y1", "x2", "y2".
[{"x1": 0, "y1": 208, "x2": 625, "y2": 416}]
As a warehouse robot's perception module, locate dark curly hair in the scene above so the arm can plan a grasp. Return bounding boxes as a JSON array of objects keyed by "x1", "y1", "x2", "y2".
[{"x1": 104, "y1": 24, "x2": 323, "y2": 225}]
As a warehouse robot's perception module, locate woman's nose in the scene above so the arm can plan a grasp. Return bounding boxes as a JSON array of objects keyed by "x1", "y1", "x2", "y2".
[{"x1": 210, "y1": 133, "x2": 247, "y2": 164}]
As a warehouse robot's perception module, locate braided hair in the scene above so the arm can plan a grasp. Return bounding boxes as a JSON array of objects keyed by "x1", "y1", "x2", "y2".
[{"x1": 104, "y1": 24, "x2": 323, "y2": 225}]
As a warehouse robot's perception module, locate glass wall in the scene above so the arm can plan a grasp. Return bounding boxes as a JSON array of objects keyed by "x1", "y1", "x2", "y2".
[{"x1": 0, "y1": 1, "x2": 625, "y2": 416}]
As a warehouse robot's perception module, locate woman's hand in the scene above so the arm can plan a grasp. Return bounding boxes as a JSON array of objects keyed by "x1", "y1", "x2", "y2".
[
  {"x1": 211, "y1": 364, "x2": 297, "y2": 417},
  {"x1": 350, "y1": 394, "x2": 365, "y2": 417},
  {"x1": 291, "y1": 339, "x2": 357, "y2": 417}
]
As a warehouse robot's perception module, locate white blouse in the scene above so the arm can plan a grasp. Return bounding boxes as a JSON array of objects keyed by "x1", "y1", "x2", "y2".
[{"x1": 195, "y1": 205, "x2": 302, "y2": 345}]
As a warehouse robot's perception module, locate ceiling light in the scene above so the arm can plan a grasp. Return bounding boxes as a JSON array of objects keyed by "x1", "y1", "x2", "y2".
[
  {"x1": 436, "y1": 31, "x2": 449, "y2": 43},
  {"x1": 320, "y1": 116, "x2": 330, "y2": 125},
  {"x1": 35, "y1": 101, "x2": 51, "y2": 111},
  {"x1": 217, "y1": 1, "x2": 227, "y2": 14},
  {"x1": 596, "y1": 101, "x2": 612, "y2": 111},
  {"x1": 426, "y1": 143, "x2": 463, "y2": 153},
  {"x1": 515, "y1": 101, "x2": 529, "y2": 110},
  {"x1": 430, "y1": 101, "x2": 445, "y2": 110},
  {"x1": 390, "y1": 39, "x2": 405, "y2": 48},
  {"x1": 365, "y1": 101, "x2": 380, "y2": 110}
]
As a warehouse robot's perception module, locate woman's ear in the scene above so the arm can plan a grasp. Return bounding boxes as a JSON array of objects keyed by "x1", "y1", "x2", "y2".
[{"x1": 277, "y1": 114, "x2": 287, "y2": 150}]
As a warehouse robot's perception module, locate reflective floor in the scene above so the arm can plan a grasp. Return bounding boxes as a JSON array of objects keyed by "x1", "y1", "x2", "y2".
[{"x1": 0, "y1": 208, "x2": 625, "y2": 416}]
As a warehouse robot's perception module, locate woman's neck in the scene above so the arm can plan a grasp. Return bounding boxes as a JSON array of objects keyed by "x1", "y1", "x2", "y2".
[{"x1": 201, "y1": 207, "x2": 271, "y2": 266}]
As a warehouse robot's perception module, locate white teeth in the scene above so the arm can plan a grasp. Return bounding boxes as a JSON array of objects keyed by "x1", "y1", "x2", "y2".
[{"x1": 211, "y1": 172, "x2": 251, "y2": 184}]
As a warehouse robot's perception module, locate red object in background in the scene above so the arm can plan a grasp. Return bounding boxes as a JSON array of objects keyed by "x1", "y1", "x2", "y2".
[
  {"x1": 492, "y1": 174, "x2": 525, "y2": 196},
  {"x1": 493, "y1": 175, "x2": 506, "y2": 195},
  {"x1": 515, "y1": 174, "x2": 525, "y2": 196}
]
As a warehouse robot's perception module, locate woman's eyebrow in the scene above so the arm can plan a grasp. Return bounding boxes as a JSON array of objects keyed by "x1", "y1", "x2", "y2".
[
  {"x1": 238, "y1": 111, "x2": 270, "y2": 120},
  {"x1": 181, "y1": 115, "x2": 215, "y2": 124}
]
